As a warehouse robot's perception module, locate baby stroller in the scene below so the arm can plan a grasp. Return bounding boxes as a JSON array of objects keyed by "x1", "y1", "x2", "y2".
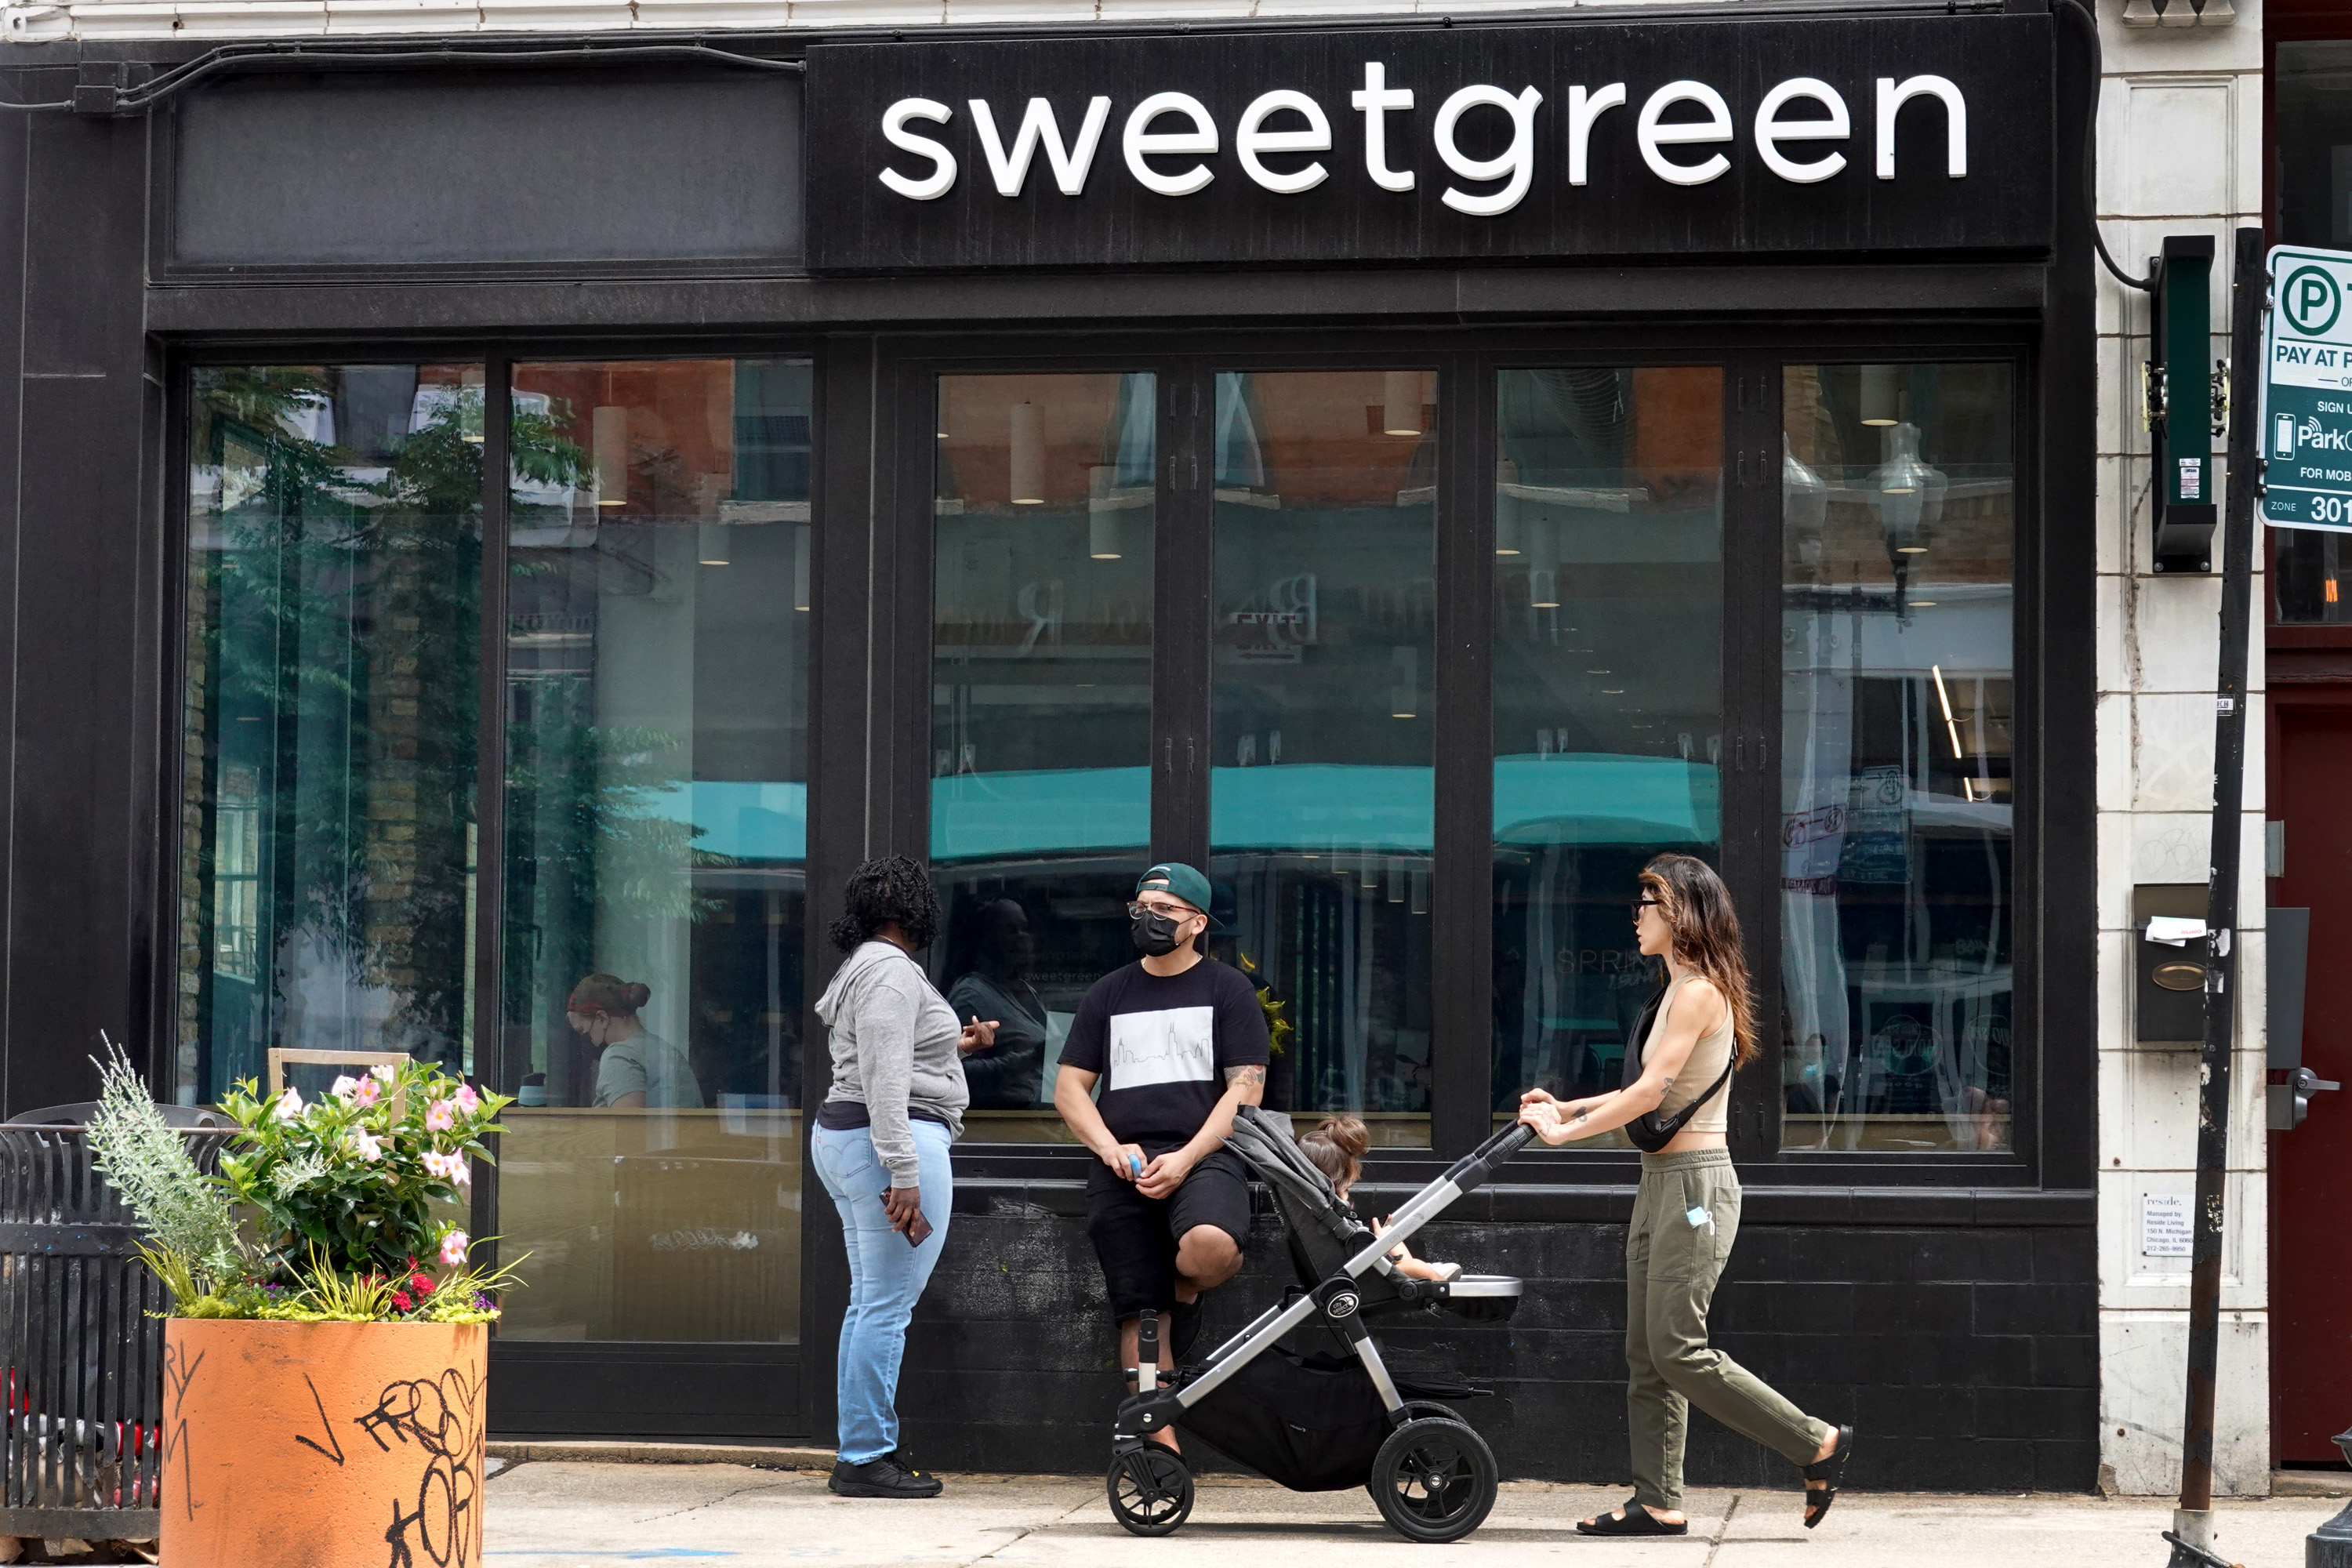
[{"x1": 1105, "y1": 1108, "x2": 1534, "y2": 1544}]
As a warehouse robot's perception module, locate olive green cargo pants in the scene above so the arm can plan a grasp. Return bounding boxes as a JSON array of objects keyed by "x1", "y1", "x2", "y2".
[{"x1": 1626, "y1": 1148, "x2": 1828, "y2": 1511}]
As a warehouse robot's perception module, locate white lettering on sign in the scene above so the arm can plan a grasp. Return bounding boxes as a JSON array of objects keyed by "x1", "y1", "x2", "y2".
[
  {"x1": 2140, "y1": 1191, "x2": 2193, "y2": 1258},
  {"x1": 873, "y1": 66, "x2": 1970, "y2": 206}
]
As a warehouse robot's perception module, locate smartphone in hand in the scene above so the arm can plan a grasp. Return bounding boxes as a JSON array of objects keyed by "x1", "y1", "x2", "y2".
[{"x1": 901, "y1": 1210, "x2": 934, "y2": 1247}]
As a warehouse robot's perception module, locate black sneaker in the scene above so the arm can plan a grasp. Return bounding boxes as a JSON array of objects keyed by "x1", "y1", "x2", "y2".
[{"x1": 829, "y1": 1454, "x2": 943, "y2": 1498}]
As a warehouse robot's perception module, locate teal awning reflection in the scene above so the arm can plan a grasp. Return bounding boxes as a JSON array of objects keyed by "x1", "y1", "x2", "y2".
[
  {"x1": 646, "y1": 780, "x2": 808, "y2": 862},
  {"x1": 924, "y1": 755, "x2": 1719, "y2": 862}
]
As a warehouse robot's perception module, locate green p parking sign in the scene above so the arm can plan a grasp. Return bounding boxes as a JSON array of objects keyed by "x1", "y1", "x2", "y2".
[{"x1": 2263, "y1": 245, "x2": 2352, "y2": 532}]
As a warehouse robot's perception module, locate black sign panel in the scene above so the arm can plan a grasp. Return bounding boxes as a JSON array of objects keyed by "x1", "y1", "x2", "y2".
[{"x1": 805, "y1": 13, "x2": 2053, "y2": 273}]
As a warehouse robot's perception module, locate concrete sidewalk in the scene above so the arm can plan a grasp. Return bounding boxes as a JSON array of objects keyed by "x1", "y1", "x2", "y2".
[{"x1": 482, "y1": 1460, "x2": 2346, "y2": 1568}]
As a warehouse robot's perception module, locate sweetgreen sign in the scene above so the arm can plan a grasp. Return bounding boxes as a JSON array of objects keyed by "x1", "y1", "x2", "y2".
[{"x1": 2262, "y1": 245, "x2": 2352, "y2": 532}]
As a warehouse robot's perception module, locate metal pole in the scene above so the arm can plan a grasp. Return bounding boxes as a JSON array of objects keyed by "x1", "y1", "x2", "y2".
[{"x1": 2167, "y1": 224, "x2": 2264, "y2": 1568}]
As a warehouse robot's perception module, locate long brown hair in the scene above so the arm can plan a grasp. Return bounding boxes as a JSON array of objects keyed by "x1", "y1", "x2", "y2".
[{"x1": 1640, "y1": 854, "x2": 1759, "y2": 1068}]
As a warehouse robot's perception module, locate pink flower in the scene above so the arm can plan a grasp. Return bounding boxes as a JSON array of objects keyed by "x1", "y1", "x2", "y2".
[
  {"x1": 422, "y1": 1150, "x2": 471, "y2": 1189},
  {"x1": 353, "y1": 1076, "x2": 382, "y2": 1109},
  {"x1": 271, "y1": 1088, "x2": 303, "y2": 1121},
  {"x1": 438, "y1": 1231, "x2": 470, "y2": 1269},
  {"x1": 348, "y1": 1128, "x2": 383, "y2": 1162},
  {"x1": 453, "y1": 1084, "x2": 481, "y2": 1115},
  {"x1": 329, "y1": 1075, "x2": 360, "y2": 1101},
  {"x1": 425, "y1": 1100, "x2": 456, "y2": 1133}
]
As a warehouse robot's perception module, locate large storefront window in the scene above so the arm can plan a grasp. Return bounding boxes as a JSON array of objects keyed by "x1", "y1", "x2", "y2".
[
  {"x1": 1489, "y1": 367, "x2": 1724, "y2": 1135},
  {"x1": 929, "y1": 373, "x2": 1156, "y2": 1139},
  {"x1": 1210, "y1": 370, "x2": 1436, "y2": 1146},
  {"x1": 178, "y1": 363, "x2": 485, "y2": 1103},
  {"x1": 498, "y1": 359, "x2": 811, "y2": 1341},
  {"x1": 1780, "y1": 363, "x2": 2014, "y2": 1152},
  {"x1": 2274, "y1": 44, "x2": 2352, "y2": 625}
]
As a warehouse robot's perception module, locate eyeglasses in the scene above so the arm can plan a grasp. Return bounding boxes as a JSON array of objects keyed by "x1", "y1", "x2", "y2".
[
  {"x1": 1129, "y1": 899, "x2": 1199, "y2": 920},
  {"x1": 1632, "y1": 897, "x2": 1664, "y2": 916}
]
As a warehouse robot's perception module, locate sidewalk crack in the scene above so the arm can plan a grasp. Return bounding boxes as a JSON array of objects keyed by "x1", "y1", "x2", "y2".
[
  {"x1": 1701, "y1": 1492, "x2": 1740, "y2": 1566},
  {"x1": 632, "y1": 1479, "x2": 793, "y2": 1525},
  {"x1": 960, "y1": 1486, "x2": 1098, "y2": 1566}
]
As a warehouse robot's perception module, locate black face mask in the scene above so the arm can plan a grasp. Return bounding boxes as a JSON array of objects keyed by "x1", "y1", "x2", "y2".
[{"x1": 1131, "y1": 907, "x2": 1187, "y2": 957}]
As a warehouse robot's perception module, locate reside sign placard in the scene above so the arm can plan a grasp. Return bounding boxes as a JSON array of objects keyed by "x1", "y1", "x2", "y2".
[{"x1": 804, "y1": 13, "x2": 2053, "y2": 273}]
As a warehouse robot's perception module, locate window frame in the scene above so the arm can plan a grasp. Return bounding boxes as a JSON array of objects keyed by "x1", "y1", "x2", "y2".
[{"x1": 875, "y1": 323, "x2": 2047, "y2": 1189}]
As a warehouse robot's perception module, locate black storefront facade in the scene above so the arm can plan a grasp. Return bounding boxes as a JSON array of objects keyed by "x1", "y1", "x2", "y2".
[{"x1": 0, "y1": 0, "x2": 2100, "y2": 1490}]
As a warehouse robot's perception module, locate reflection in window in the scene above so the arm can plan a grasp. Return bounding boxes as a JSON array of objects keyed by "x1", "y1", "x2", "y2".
[
  {"x1": 1490, "y1": 368, "x2": 1724, "y2": 1138},
  {"x1": 930, "y1": 374, "x2": 1156, "y2": 1138},
  {"x1": 2276, "y1": 529, "x2": 2352, "y2": 625},
  {"x1": 1209, "y1": 371, "x2": 1436, "y2": 1146},
  {"x1": 1782, "y1": 364, "x2": 2014, "y2": 1152},
  {"x1": 499, "y1": 359, "x2": 810, "y2": 1342},
  {"x1": 178, "y1": 364, "x2": 485, "y2": 1104}
]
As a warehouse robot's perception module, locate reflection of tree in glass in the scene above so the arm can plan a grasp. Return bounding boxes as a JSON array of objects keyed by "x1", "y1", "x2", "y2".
[{"x1": 185, "y1": 369, "x2": 583, "y2": 1074}]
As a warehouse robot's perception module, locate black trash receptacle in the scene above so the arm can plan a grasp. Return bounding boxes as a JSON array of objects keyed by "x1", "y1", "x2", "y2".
[{"x1": 0, "y1": 1108, "x2": 230, "y2": 1542}]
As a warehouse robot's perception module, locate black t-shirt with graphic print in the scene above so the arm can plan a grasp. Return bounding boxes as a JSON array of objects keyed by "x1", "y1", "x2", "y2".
[{"x1": 1061, "y1": 958, "x2": 1272, "y2": 1149}]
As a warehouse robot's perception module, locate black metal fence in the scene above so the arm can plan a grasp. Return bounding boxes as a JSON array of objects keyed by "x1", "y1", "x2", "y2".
[{"x1": 0, "y1": 1120, "x2": 230, "y2": 1541}]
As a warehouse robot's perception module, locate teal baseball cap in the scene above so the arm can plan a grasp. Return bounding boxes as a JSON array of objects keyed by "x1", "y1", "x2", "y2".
[{"x1": 1136, "y1": 862, "x2": 1224, "y2": 931}]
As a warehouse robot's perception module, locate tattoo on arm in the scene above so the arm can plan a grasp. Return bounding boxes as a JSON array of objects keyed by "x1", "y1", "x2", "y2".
[
  {"x1": 1570, "y1": 1110, "x2": 1589, "y2": 1127},
  {"x1": 1225, "y1": 1065, "x2": 1267, "y2": 1088}
]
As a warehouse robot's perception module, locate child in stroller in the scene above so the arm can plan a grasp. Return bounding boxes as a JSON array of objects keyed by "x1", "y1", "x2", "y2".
[
  {"x1": 1297, "y1": 1116, "x2": 1459, "y2": 1284},
  {"x1": 1105, "y1": 1107, "x2": 1532, "y2": 1544}
]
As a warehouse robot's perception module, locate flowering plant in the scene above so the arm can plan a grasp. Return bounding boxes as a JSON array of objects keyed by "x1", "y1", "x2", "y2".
[{"x1": 86, "y1": 1046, "x2": 523, "y2": 1323}]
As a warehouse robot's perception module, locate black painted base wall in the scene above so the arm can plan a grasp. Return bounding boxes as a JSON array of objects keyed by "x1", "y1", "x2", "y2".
[{"x1": 893, "y1": 1189, "x2": 2098, "y2": 1494}]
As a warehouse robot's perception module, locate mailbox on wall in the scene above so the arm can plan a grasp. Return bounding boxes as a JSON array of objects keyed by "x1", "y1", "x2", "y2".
[{"x1": 2134, "y1": 884, "x2": 2211, "y2": 1047}]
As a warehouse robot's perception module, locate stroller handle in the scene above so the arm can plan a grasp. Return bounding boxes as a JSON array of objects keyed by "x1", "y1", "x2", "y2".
[{"x1": 1443, "y1": 1122, "x2": 1537, "y2": 1196}]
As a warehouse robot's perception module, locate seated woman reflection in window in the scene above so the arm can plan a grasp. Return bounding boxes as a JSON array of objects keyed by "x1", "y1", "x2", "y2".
[
  {"x1": 944, "y1": 898, "x2": 1047, "y2": 1109},
  {"x1": 567, "y1": 974, "x2": 706, "y2": 1110}
]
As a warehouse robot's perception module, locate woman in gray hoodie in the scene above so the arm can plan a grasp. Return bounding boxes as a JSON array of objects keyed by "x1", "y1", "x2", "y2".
[{"x1": 811, "y1": 855, "x2": 990, "y2": 1500}]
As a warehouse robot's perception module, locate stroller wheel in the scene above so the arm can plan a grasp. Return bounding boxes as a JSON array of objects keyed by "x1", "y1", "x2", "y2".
[
  {"x1": 1107, "y1": 1446, "x2": 1193, "y2": 1537},
  {"x1": 1369, "y1": 1417, "x2": 1497, "y2": 1544}
]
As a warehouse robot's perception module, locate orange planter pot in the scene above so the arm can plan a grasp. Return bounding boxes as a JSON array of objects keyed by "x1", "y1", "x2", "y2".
[{"x1": 158, "y1": 1318, "x2": 488, "y2": 1568}]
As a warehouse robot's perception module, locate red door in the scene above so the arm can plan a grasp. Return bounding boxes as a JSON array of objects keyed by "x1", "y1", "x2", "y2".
[{"x1": 2272, "y1": 707, "x2": 2352, "y2": 1462}]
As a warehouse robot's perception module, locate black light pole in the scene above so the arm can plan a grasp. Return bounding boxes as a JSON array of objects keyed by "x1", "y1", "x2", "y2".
[{"x1": 2161, "y1": 224, "x2": 2264, "y2": 1568}]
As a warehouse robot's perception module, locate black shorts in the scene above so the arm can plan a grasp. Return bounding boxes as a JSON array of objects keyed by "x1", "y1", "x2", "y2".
[{"x1": 1083, "y1": 1145, "x2": 1253, "y2": 1319}]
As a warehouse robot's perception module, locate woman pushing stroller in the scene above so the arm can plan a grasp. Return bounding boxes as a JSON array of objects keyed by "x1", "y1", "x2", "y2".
[{"x1": 1517, "y1": 853, "x2": 1854, "y2": 1537}]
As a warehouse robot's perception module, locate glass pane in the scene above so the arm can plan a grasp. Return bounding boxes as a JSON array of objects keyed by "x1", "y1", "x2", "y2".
[
  {"x1": 929, "y1": 374, "x2": 1156, "y2": 1140},
  {"x1": 2275, "y1": 528, "x2": 2351, "y2": 624},
  {"x1": 177, "y1": 364, "x2": 485, "y2": 1105},
  {"x1": 499, "y1": 358, "x2": 811, "y2": 1341},
  {"x1": 1209, "y1": 370, "x2": 1436, "y2": 1146},
  {"x1": 2274, "y1": 43, "x2": 2352, "y2": 252},
  {"x1": 1781, "y1": 363, "x2": 2014, "y2": 1152},
  {"x1": 1490, "y1": 368, "x2": 1724, "y2": 1140}
]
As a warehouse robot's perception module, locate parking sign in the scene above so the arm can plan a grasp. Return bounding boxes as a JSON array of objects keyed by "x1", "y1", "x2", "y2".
[{"x1": 2262, "y1": 245, "x2": 2352, "y2": 532}]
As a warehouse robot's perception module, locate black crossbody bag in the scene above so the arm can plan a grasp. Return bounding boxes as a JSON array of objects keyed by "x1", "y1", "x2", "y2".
[{"x1": 1617, "y1": 984, "x2": 1735, "y2": 1155}]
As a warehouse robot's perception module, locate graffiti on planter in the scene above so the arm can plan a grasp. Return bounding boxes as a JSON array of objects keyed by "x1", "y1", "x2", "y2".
[
  {"x1": 292, "y1": 1373, "x2": 347, "y2": 1465},
  {"x1": 355, "y1": 1367, "x2": 482, "y2": 1568},
  {"x1": 159, "y1": 1342, "x2": 203, "y2": 1521}
]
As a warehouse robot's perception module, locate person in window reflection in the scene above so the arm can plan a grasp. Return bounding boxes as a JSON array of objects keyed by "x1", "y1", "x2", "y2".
[
  {"x1": 945, "y1": 898, "x2": 1047, "y2": 1109},
  {"x1": 1054, "y1": 862, "x2": 1268, "y2": 1454},
  {"x1": 1516, "y1": 855, "x2": 1853, "y2": 1538},
  {"x1": 566, "y1": 975, "x2": 705, "y2": 1111}
]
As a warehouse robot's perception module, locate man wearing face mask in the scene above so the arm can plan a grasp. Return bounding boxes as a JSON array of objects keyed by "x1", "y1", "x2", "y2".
[{"x1": 1054, "y1": 864, "x2": 1268, "y2": 1446}]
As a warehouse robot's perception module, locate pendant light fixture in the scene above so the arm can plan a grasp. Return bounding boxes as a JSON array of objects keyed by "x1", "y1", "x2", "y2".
[
  {"x1": 1859, "y1": 365, "x2": 1900, "y2": 427},
  {"x1": 1008, "y1": 401, "x2": 1045, "y2": 505},
  {"x1": 697, "y1": 522, "x2": 730, "y2": 567},
  {"x1": 1382, "y1": 371, "x2": 1425, "y2": 437},
  {"x1": 1390, "y1": 646, "x2": 1418, "y2": 719},
  {"x1": 592, "y1": 404, "x2": 629, "y2": 507},
  {"x1": 1528, "y1": 513, "x2": 1561, "y2": 608}
]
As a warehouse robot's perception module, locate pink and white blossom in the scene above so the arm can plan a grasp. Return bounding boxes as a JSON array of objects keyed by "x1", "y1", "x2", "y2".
[
  {"x1": 425, "y1": 1099, "x2": 456, "y2": 1133},
  {"x1": 453, "y1": 1084, "x2": 481, "y2": 1115},
  {"x1": 439, "y1": 1230, "x2": 470, "y2": 1268},
  {"x1": 272, "y1": 1087, "x2": 303, "y2": 1121},
  {"x1": 353, "y1": 1076, "x2": 383, "y2": 1109},
  {"x1": 329, "y1": 1075, "x2": 360, "y2": 1100},
  {"x1": 349, "y1": 1128, "x2": 383, "y2": 1162},
  {"x1": 370, "y1": 1063, "x2": 397, "y2": 1083}
]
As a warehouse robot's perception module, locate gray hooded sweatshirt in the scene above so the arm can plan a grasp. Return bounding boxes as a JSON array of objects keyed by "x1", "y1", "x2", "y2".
[{"x1": 814, "y1": 940, "x2": 967, "y2": 1189}]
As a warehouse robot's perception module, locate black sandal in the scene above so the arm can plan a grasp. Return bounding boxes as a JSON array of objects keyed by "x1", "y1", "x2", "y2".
[
  {"x1": 1802, "y1": 1425, "x2": 1855, "y2": 1529},
  {"x1": 1575, "y1": 1501, "x2": 1687, "y2": 1537}
]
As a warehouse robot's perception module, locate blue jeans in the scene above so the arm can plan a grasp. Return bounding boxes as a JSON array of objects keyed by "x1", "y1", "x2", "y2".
[{"x1": 811, "y1": 1120, "x2": 953, "y2": 1465}]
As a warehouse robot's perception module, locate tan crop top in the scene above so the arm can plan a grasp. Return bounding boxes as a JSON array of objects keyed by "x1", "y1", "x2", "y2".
[{"x1": 1646, "y1": 973, "x2": 1733, "y2": 1137}]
